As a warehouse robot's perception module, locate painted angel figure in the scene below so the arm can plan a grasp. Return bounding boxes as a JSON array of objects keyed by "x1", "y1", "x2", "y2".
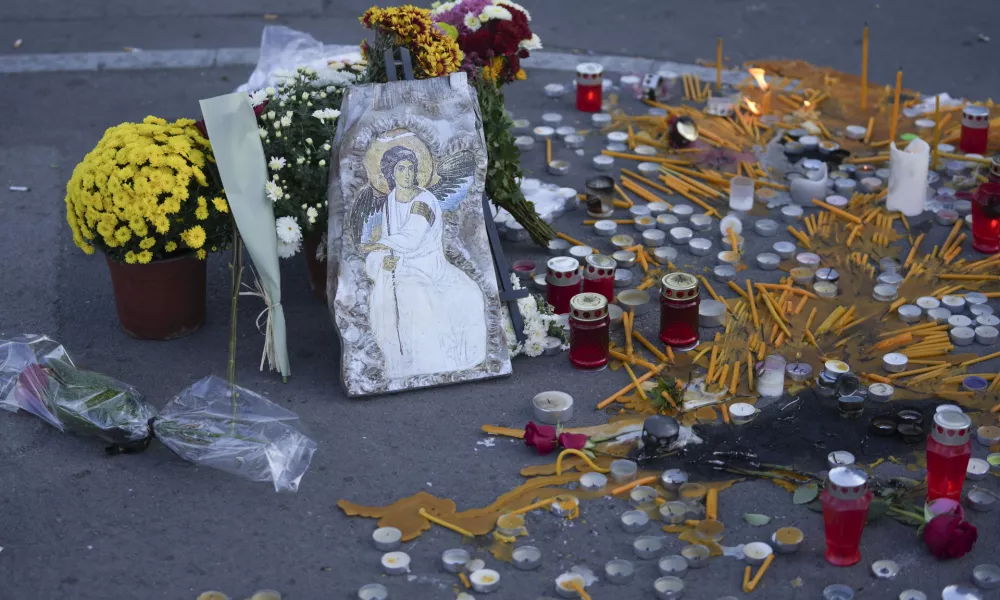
[{"x1": 351, "y1": 132, "x2": 488, "y2": 378}]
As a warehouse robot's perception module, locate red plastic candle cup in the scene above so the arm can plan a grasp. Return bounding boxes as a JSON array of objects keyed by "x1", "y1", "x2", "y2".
[
  {"x1": 821, "y1": 466, "x2": 872, "y2": 567},
  {"x1": 658, "y1": 272, "x2": 700, "y2": 349},
  {"x1": 568, "y1": 292, "x2": 610, "y2": 370},
  {"x1": 972, "y1": 183, "x2": 1000, "y2": 254},
  {"x1": 926, "y1": 411, "x2": 973, "y2": 502},
  {"x1": 546, "y1": 257, "x2": 581, "y2": 315},
  {"x1": 576, "y1": 63, "x2": 604, "y2": 113},
  {"x1": 960, "y1": 106, "x2": 990, "y2": 155},
  {"x1": 582, "y1": 254, "x2": 617, "y2": 303}
]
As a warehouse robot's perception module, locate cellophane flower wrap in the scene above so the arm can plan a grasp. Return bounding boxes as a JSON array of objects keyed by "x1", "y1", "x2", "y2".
[
  {"x1": 0, "y1": 335, "x2": 316, "y2": 492},
  {"x1": 65, "y1": 116, "x2": 231, "y2": 264},
  {"x1": 431, "y1": 0, "x2": 554, "y2": 245},
  {"x1": 257, "y1": 66, "x2": 358, "y2": 259}
]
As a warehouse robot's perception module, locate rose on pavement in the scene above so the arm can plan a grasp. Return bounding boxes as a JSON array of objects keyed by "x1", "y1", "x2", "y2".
[{"x1": 923, "y1": 513, "x2": 978, "y2": 559}]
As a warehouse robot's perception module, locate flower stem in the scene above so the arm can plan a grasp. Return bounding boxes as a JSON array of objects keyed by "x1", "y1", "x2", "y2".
[{"x1": 227, "y1": 226, "x2": 244, "y2": 432}]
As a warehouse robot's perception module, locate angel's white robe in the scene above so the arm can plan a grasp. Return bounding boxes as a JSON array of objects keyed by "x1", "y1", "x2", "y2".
[{"x1": 365, "y1": 187, "x2": 488, "y2": 378}]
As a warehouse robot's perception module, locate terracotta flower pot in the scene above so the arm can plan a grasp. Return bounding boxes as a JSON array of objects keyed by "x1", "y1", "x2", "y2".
[
  {"x1": 105, "y1": 254, "x2": 207, "y2": 340},
  {"x1": 303, "y1": 231, "x2": 328, "y2": 302}
]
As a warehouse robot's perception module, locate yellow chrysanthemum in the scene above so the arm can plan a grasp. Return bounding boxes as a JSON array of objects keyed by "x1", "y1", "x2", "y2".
[
  {"x1": 195, "y1": 197, "x2": 209, "y2": 220},
  {"x1": 196, "y1": 249, "x2": 207, "y2": 260},
  {"x1": 212, "y1": 197, "x2": 228, "y2": 213},
  {"x1": 114, "y1": 226, "x2": 132, "y2": 244},
  {"x1": 180, "y1": 225, "x2": 206, "y2": 249},
  {"x1": 64, "y1": 115, "x2": 229, "y2": 263}
]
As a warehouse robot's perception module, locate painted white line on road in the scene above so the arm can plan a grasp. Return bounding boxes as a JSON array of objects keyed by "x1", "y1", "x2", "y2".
[{"x1": 0, "y1": 45, "x2": 748, "y2": 84}]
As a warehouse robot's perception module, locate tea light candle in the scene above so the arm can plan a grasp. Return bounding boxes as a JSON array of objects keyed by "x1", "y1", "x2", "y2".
[
  {"x1": 972, "y1": 564, "x2": 1000, "y2": 590},
  {"x1": 713, "y1": 264, "x2": 737, "y2": 283},
  {"x1": 633, "y1": 536, "x2": 665, "y2": 560},
  {"x1": 654, "y1": 576, "x2": 685, "y2": 599},
  {"x1": 743, "y1": 541, "x2": 773, "y2": 566},
  {"x1": 669, "y1": 226, "x2": 693, "y2": 245},
  {"x1": 551, "y1": 495, "x2": 579, "y2": 518},
  {"x1": 638, "y1": 162, "x2": 660, "y2": 176},
  {"x1": 610, "y1": 459, "x2": 638, "y2": 482},
  {"x1": 373, "y1": 527, "x2": 402, "y2": 551},
  {"x1": 814, "y1": 282, "x2": 838, "y2": 298},
  {"x1": 781, "y1": 205, "x2": 804, "y2": 222},
  {"x1": 699, "y1": 299, "x2": 726, "y2": 328},
  {"x1": 671, "y1": 204, "x2": 695, "y2": 221},
  {"x1": 621, "y1": 509, "x2": 651, "y2": 533},
  {"x1": 605, "y1": 559, "x2": 636, "y2": 585},
  {"x1": 939, "y1": 290, "x2": 965, "y2": 314},
  {"x1": 977, "y1": 425, "x2": 1000, "y2": 446},
  {"x1": 630, "y1": 486, "x2": 660, "y2": 507},
  {"x1": 594, "y1": 219, "x2": 617, "y2": 236},
  {"x1": 514, "y1": 136, "x2": 535, "y2": 151},
  {"x1": 773, "y1": 241, "x2": 796, "y2": 259},
  {"x1": 470, "y1": 569, "x2": 501, "y2": 594},
  {"x1": 873, "y1": 284, "x2": 899, "y2": 302},
  {"x1": 976, "y1": 325, "x2": 999, "y2": 345},
  {"x1": 593, "y1": 155, "x2": 614, "y2": 170},
  {"x1": 643, "y1": 229, "x2": 667, "y2": 248},
  {"x1": 978, "y1": 314, "x2": 1000, "y2": 327},
  {"x1": 659, "y1": 500, "x2": 688, "y2": 524},
  {"x1": 689, "y1": 213, "x2": 713, "y2": 231},
  {"x1": 580, "y1": 471, "x2": 608, "y2": 492},
  {"x1": 898, "y1": 305, "x2": 922, "y2": 323},
  {"x1": 381, "y1": 551, "x2": 411, "y2": 575},
  {"x1": 657, "y1": 214, "x2": 680, "y2": 231},
  {"x1": 949, "y1": 315, "x2": 973, "y2": 329},
  {"x1": 441, "y1": 548, "x2": 471, "y2": 573},
  {"x1": 607, "y1": 131, "x2": 629, "y2": 144},
  {"x1": 564, "y1": 134, "x2": 585, "y2": 149},
  {"x1": 533, "y1": 126, "x2": 555, "y2": 140},
  {"x1": 532, "y1": 391, "x2": 574, "y2": 424},
  {"x1": 612, "y1": 234, "x2": 636, "y2": 249},
  {"x1": 756, "y1": 253, "x2": 781, "y2": 270},
  {"x1": 542, "y1": 112, "x2": 563, "y2": 126},
  {"x1": 654, "y1": 246, "x2": 678, "y2": 263},
  {"x1": 967, "y1": 458, "x2": 990, "y2": 481},
  {"x1": 689, "y1": 237, "x2": 712, "y2": 256},
  {"x1": 950, "y1": 326, "x2": 976, "y2": 346},
  {"x1": 658, "y1": 555, "x2": 688, "y2": 577},
  {"x1": 729, "y1": 403, "x2": 757, "y2": 425},
  {"x1": 828, "y1": 450, "x2": 856, "y2": 469},
  {"x1": 548, "y1": 160, "x2": 570, "y2": 176},
  {"x1": 754, "y1": 219, "x2": 779, "y2": 237},
  {"x1": 868, "y1": 383, "x2": 894, "y2": 403},
  {"x1": 882, "y1": 352, "x2": 908, "y2": 373},
  {"x1": 790, "y1": 267, "x2": 814, "y2": 285},
  {"x1": 357, "y1": 583, "x2": 390, "y2": 600},
  {"x1": 544, "y1": 83, "x2": 567, "y2": 97},
  {"x1": 773, "y1": 527, "x2": 804, "y2": 554},
  {"x1": 512, "y1": 546, "x2": 543, "y2": 571},
  {"x1": 613, "y1": 250, "x2": 637, "y2": 268},
  {"x1": 591, "y1": 112, "x2": 612, "y2": 126},
  {"x1": 635, "y1": 145, "x2": 657, "y2": 156}
]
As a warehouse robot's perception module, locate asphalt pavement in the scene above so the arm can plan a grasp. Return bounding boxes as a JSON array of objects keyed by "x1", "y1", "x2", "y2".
[{"x1": 2, "y1": 2, "x2": 1000, "y2": 599}]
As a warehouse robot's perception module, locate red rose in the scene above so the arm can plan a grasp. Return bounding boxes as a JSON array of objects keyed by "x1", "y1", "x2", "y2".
[
  {"x1": 923, "y1": 514, "x2": 978, "y2": 559},
  {"x1": 524, "y1": 422, "x2": 558, "y2": 455},
  {"x1": 558, "y1": 432, "x2": 588, "y2": 450}
]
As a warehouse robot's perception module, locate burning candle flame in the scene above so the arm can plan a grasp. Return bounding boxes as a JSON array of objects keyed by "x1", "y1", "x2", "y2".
[
  {"x1": 743, "y1": 98, "x2": 761, "y2": 115},
  {"x1": 748, "y1": 67, "x2": 769, "y2": 91},
  {"x1": 804, "y1": 100, "x2": 812, "y2": 108}
]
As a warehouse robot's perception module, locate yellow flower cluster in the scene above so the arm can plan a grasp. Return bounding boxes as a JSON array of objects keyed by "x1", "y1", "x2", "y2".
[
  {"x1": 361, "y1": 5, "x2": 464, "y2": 78},
  {"x1": 65, "y1": 116, "x2": 230, "y2": 264}
]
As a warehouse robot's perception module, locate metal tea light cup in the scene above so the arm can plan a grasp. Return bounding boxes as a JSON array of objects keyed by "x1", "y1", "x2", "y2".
[{"x1": 584, "y1": 175, "x2": 615, "y2": 217}]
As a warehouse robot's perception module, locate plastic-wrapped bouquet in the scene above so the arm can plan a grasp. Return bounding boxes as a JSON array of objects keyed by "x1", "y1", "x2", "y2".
[
  {"x1": 0, "y1": 335, "x2": 316, "y2": 492},
  {"x1": 431, "y1": 0, "x2": 554, "y2": 246},
  {"x1": 501, "y1": 274, "x2": 567, "y2": 357},
  {"x1": 258, "y1": 66, "x2": 357, "y2": 258}
]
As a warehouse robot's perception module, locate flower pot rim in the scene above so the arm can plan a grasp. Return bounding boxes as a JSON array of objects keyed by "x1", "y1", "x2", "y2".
[{"x1": 104, "y1": 252, "x2": 202, "y2": 266}]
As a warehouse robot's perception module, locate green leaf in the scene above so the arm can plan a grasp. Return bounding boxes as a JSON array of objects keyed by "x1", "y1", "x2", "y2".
[
  {"x1": 866, "y1": 499, "x2": 887, "y2": 523},
  {"x1": 743, "y1": 513, "x2": 772, "y2": 526},
  {"x1": 792, "y1": 483, "x2": 819, "y2": 505},
  {"x1": 806, "y1": 499, "x2": 824, "y2": 513}
]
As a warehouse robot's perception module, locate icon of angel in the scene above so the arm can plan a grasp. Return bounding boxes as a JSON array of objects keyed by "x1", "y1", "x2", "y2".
[{"x1": 348, "y1": 130, "x2": 488, "y2": 379}]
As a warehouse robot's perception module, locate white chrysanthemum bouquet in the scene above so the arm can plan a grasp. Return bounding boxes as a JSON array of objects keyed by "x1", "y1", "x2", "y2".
[
  {"x1": 256, "y1": 65, "x2": 359, "y2": 258},
  {"x1": 502, "y1": 274, "x2": 568, "y2": 357}
]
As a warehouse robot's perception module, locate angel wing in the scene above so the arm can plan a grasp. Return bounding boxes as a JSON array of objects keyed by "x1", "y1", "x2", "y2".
[
  {"x1": 349, "y1": 184, "x2": 388, "y2": 245},
  {"x1": 426, "y1": 150, "x2": 476, "y2": 212}
]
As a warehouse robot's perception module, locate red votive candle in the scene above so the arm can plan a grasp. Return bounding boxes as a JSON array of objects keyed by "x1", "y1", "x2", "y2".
[
  {"x1": 545, "y1": 256, "x2": 581, "y2": 315},
  {"x1": 568, "y1": 292, "x2": 610, "y2": 370},
  {"x1": 972, "y1": 182, "x2": 1000, "y2": 254},
  {"x1": 658, "y1": 272, "x2": 700, "y2": 349},
  {"x1": 960, "y1": 105, "x2": 990, "y2": 155},
  {"x1": 927, "y1": 411, "x2": 972, "y2": 502},
  {"x1": 576, "y1": 63, "x2": 603, "y2": 113},
  {"x1": 821, "y1": 467, "x2": 872, "y2": 567},
  {"x1": 582, "y1": 254, "x2": 617, "y2": 303}
]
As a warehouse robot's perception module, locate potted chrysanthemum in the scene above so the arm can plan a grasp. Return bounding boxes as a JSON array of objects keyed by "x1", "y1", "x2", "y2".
[
  {"x1": 65, "y1": 116, "x2": 231, "y2": 339},
  {"x1": 256, "y1": 65, "x2": 358, "y2": 300}
]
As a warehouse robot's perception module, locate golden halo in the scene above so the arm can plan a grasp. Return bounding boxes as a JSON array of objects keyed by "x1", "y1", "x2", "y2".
[{"x1": 362, "y1": 129, "x2": 438, "y2": 195}]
